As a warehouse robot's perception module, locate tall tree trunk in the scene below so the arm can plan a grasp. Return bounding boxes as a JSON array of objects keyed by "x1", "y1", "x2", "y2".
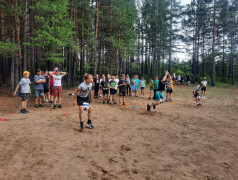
[{"x1": 211, "y1": 0, "x2": 216, "y2": 86}]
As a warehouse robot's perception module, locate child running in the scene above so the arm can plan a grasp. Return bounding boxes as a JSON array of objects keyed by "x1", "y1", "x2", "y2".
[
  {"x1": 153, "y1": 76, "x2": 159, "y2": 100},
  {"x1": 149, "y1": 80, "x2": 153, "y2": 100},
  {"x1": 118, "y1": 74, "x2": 127, "y2": 106},
  {"x1": 49, "y1": 70, "x2": 67, "y2": 109},
  {"x1": 193, "y1": 83, "x2": 204, "y2": 106},
  {"x1": 73, "y1": 74, "x2": 94, "y2": 131},
  {"x1": 13, "y1": 71, "x2": 31, "y2": 114},
  {"x1": 201, "y1": 77, "x2": 207, "y2": 99},
  {"x1": 131, "y1": 75, "x2": 137, "y2": 97},
  {"x1": 147, "y1": 71, "x2": 168, "y2": 111},
  {"x1": 109, "y1": 76, "x2": 117, "y2": 105},
  {"x1": 140, "y1": 77, "x2": 146, "y2": 98},
  {"x1": 101, "y1": 74, "x2": 109, "y2": 104}
]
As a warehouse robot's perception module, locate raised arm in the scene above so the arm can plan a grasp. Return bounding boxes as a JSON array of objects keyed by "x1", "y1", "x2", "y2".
[
  {"x1": 61, "y1": 72, "x2": 67, "y2": 77},
  {"x1": 161, "y1": 71, "x2": 169, "y2": 82}
]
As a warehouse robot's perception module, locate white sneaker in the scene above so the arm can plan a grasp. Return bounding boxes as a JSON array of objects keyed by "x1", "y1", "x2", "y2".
[
  {"x1": 203, "y1": 97, "x2": 206, "y2": 99},
  {"x1": 46, "y1": 99, "x2": 49, "y2": 103}
]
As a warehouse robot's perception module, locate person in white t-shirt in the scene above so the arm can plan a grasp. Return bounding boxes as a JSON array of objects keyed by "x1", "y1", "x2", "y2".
[
  {"x1": 114, "y1": 75, "x2": 119, "y2": 94},
  {"x1": 73, "y1": 74, "x2": 94, "y2": 131},
  {"x1": 201, "y1": 77, "x2": 208, "y2": 99},
  {"x1": 49, "y1": 70, "x2": 67, "y2": 109}
]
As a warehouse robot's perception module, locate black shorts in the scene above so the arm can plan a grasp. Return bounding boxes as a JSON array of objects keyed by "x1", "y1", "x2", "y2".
[
  {"x1": 110, "y1": 89, "x2": 116, "y2": 95},
  {"x1": 44, "y1": 88, "x2": 49, "y2": 93},
  {"x1": 201, "y1": 87, "x2": 206, "y2": 91},
  {"x1": 119, "y1": 92, "x2": 126, "y2": 96},
  {"x1": 22, "y1": 93, "x2": 30, "y2": 101},
  {"x1": 193, "y1": 92, "x2": 199, "y2": 98},
  {"x1": 77, "y1": 96, "x2": 90, "y2": 106},
  {"x1": 103, "y1": 89, "x2": 109, "y2": 95},
  {"x1": 166, "y1": 89, "x2": 173, "y2": 94}
]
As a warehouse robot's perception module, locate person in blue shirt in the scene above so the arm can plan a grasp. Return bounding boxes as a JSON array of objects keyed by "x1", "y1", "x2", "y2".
[
  {"x1": 13, "y1": 71, "x2": 31, "y2": 114},
  {"x1": 136, "y1": 75, "x2": 140, "y2": 91},
  {"x1": 34, "y1": 69, "x2": 46, "y2": 108}
]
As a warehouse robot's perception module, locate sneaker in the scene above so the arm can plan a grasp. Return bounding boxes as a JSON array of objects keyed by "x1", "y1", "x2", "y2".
[
  {"x1": 35, "y1": 105, "x2": 38, "y2": 108},
  {"x1": 20, "y1": 109, "x2": 27, "y2": 114},
  {"x1": 165, "y1": 99, "x2": 169, "y2": 102},
  {"x1": 110, "y1": 102, "x2": 113, "y2": 106},
  {"x1": 123, "y1": 102, "x2": 127, "y2": 106},
  {"x1": 113, "y1": 101, "x2": 117, "y2": 105},
  {"x1": 107, "y1": 100, "x2": 109, "y2": 104},
  {"x1": 103, "y1": 101, "x2": 105, "y2": 104},
  {"x1": 79, "y1": 122, "x2": 84, "y2": 131},
  {"x1": 39, "y1": 104, "x2": 44, "y2": 107},
  {"x1": 53, "y1": 104, "x2": 57, "y2": 109},
  {"x1": 147, "y1": 104, "x2": 151, "y2": 111},
  {"x1": 45, "y1": 99, "x2": 49, "y2": 103},
  {"x1": 42, "y1": 100, "x2": 45, "y2": 103},
  {"x1": 169, "y1": 99, "x2": 172, "y2": 102},
  {"x1": 203, "y1": 97, "x2": 206, "y2": 99},
  {"x1": 196, "y1": 103, "x2": 202, "y2": 106},
  {"x1": 87, "y1": 120, "x2": 94, "y2": 129},
  {"x1": 58, "y1": 104, "x2": 62, "y2": 108},
  {"x1": 23, "y1": 109, "x2": 29, "y2": 113},
  {"x1": 50, "y1": 103, "x2": 54, "y2": 107},
  {"x1": 149, "y1": 97, "x2": 151, "y2": 100}
]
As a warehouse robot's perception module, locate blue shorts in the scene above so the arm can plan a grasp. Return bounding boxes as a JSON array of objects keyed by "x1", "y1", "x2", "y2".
[
  {"x1": 141, "y1": 87, "x2": 145, "y2": 90},
  {"x1": 132, "y1": 85, "x2": 137, "y2": 91},
  {"x1": 156, "y1": 91, "x2": 164, "y2": 101},
  {"x1": 110, "y1": 89, "x2": 116, "y2": 95},
  {"x1": 35, "y1": 89, "x2": 44, "y2": 98}
]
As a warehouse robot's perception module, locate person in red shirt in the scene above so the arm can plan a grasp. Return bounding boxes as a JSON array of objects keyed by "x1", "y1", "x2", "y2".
[{"x1": 49, "y1": 67, "x2": 58, "y2": 106}]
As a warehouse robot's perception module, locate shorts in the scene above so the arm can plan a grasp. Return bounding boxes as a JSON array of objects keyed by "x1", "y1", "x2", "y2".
[
  {"x1": 110, "y1": 89, "x2": 116, "y2": 95},
  {"x1": 77, "y1": 96, "x2": 90, "y2": 106},
  {"x1": 155, "y1": 91, "x2": 164, "y2": 101},
  {"x1": 193, "y1": 92, "x2": 199, "y2": 98},
  {"x1": 201, "y1": 87, "x2": 206, "y2": 91},
  {"x1": 103, "y1": 89, "x2": 109, "y2": 95},
  {"x1": 166, "y1": 89, "x2": 173, "y2": 94},
  {"x1": 53, "y1": 86, "x2": 62, "y2": 96},
  {"x1": 22, "y1": 93, "x2": 30, "y2": 101},
  {"x1": 35, "y1": 89, "x2": 44, "y2": 98},
  {"x1": 132, "y1": 85, "x2": 137, "y2": 91},
  {"x1": 119, "y1": 92, "x2": 126, "y2": 96},
  {"x1": 50, "y1": 86, "x2": 54, "y2": 95},
  {"x1": 44, "y1": 88, "x2": 49, "y2": 93},
  {"x1": 141, "y1": 87, "x2": 145, "y2": 90}
]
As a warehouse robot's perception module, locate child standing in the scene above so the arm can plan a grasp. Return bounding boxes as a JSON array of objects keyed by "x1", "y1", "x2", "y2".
[
  {"x1": 49, "y1": 70, "x2": 67, "y2": 109},
  {"x1": 118, "y1": 74, "x2": 127, "y2": 106},
  {"x1": 114, "y1": 75, "x2": 119, "y2": 95},
  {"x1": 140, "y1": 77, "x2": 146, "y2": 98},
  {"x1": 193, "y1": 83, "x2": 204, "y2": 106},
  {"x1": 131, "y1": 75, "x2": 137, "y2": 97},
  {"x1": 109, "y1": 76, "x2": 117, "y2": 105},
  {"x1": 93, "y1": 74, "x2": 100, "y2": 98},
  {"x1": 13, "y1": 71, "x2": 31, "y2": 114},
  {"x1": 201, "y1": 77, "x2": 207, "y2": 99},
  {"x1": 149, "y1": 80, "x2": 153, "y2": 100},
  {"x1": 101, "y1": 74, "x2": 109, "y2": 104},
  {"x1": 34, "y1": 69, "x2": 46, "y2": 108},
  {"x1": 43, "y1": 70, "x2": 50, "y2": 103},
  {"x1": 165, "y1": 75, "x2": 174, "y2": 102},
  {"x1": 136, "y1": 75, "x2": 140, "y2": 92},
  {"x1": 73, "y1": 74, "x2": 94, "y2": 131},
  {"x1": 125, "y1": 74, "x2": 131, "y2": 96},
  {"x1": 147, "y1": 72, "x2": 168, "y2": 111}
]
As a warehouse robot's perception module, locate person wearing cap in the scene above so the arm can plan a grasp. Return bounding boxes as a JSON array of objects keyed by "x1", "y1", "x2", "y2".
[
  {"x1": 201, "y1": 77, "x2": 208, "y2": 99},
  {"x1": 49, "y1": 70, "x2": 67, "y2": 109},
  {"x1": 34, "y1": 69, "x2": 46, "y2": 108},
  {"x1": 13, "y1": 71, "x2": 31, "y2": 114}
]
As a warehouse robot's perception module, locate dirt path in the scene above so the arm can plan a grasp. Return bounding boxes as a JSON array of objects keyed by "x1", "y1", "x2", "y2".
[{"x1": 0, "y1": 85, "x2": 238, "y2": 180}]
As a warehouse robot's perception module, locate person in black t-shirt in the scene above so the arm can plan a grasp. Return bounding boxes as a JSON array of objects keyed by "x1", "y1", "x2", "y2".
[
  {"x1": 118, "y1": 74, "x2": 127, "y2": 106},
  {"x1": 101, "y1": 74, "x2": 109, "y2": 104},
  {"x1": 93, "y1": 74, "x2": 100, "y2": 98}
]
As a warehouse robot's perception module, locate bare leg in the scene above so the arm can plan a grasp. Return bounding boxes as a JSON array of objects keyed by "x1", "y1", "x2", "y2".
[
  {"x1": 58, "y1": 96, "x2": 62, "y2": 104},
  {"x1": 35, "y1": 97, "x2": 39, "y2": 105},
  {"x1": 79, "y1": 106, "x2": 83, "y2": 122},
  {"x1": 88, "y1": 105, "x2": 92, "y2": 120}
]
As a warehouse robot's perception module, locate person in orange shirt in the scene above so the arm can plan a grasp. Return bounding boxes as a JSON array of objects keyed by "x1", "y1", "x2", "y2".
[{"x1": 165, "y1": 74, "x2": 174, "y2": 102}]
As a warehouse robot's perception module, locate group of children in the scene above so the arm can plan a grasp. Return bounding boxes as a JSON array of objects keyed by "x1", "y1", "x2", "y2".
[
  {"x1": 13, "y1": 68, "x2": 208, "y2": 131},
  {"x1": 13, "y1": 67, "x2": 67, "y2": 114}
]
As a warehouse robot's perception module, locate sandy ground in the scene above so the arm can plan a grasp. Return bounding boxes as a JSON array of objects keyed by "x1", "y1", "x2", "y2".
[{"x1": 0, "y1": 85, "x2": 238, "y2": 180}]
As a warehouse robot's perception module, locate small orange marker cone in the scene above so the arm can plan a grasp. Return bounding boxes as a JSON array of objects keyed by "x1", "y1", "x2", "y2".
[{"x1": 64, "y1": 113, "x2": 69, "y2": 116}]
